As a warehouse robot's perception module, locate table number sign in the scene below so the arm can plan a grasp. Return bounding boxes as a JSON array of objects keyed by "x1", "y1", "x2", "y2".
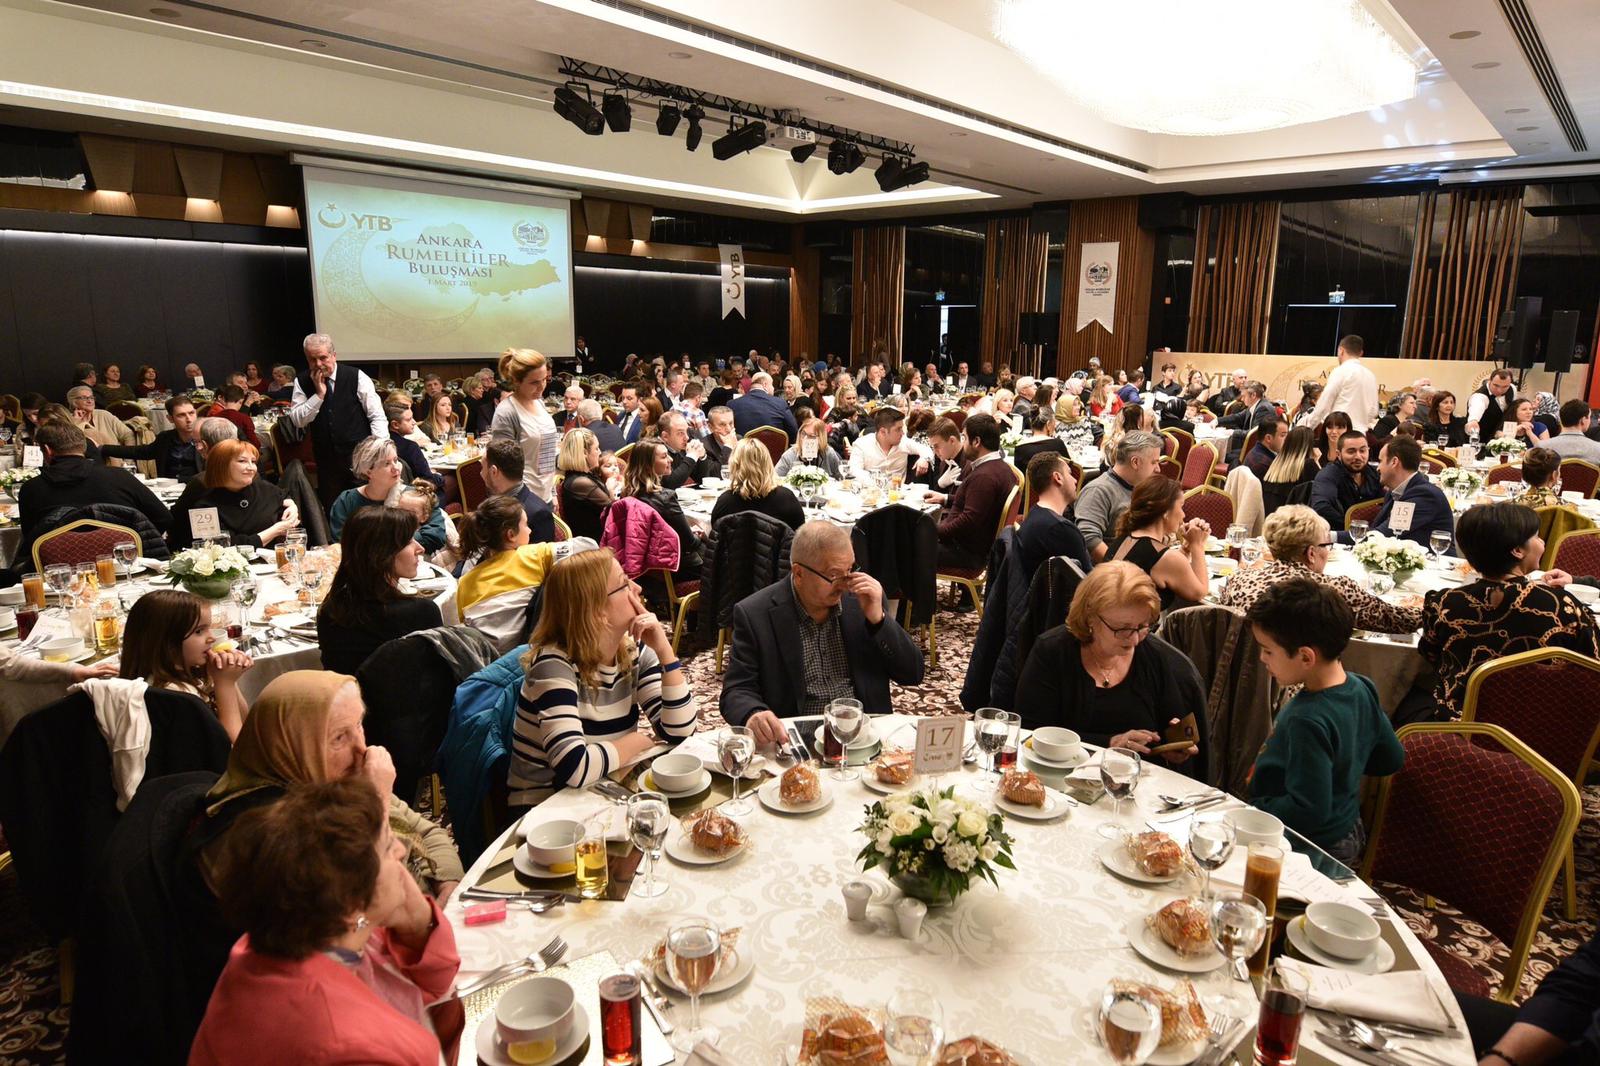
[
  {"x1": 22, "y1": 446, "x2": 43, "y2": 469},
  {"x1": 1389, "y1": 501, "x2": 1415, "y2": 533},
  {"x1": 914, "y1": 716, "x2": 965, "y2": 775},
  {"x1": 189, "y1": 507, "x2": 222, "y2": 541}
]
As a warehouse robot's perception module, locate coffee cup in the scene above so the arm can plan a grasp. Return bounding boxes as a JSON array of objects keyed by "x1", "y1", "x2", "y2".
[
  {"x1": 0, "y1": 586, "x2": 24, "y2": 607},
  {"x1": 0, "y1": 607, "x2": 15, "y2": 630},
  {"x1": 1225, "y1": 807, "x2": 1283, "y2": 847},
  {"x1": 495, "y1": 977, "x2": 575, "y2": 1058},
  {"x1": 524, "y1": 819, "x2": 583, "y2": 871},
  {"x1": 1305, "y1": 901, "x2": 1381, "y2": 960},
  {"x1": 1029, "y1": 727, "x2": 1082, "y2": 762},
  {"x1": 39, "y1": 637, "x2": 85, "y2": 662}
]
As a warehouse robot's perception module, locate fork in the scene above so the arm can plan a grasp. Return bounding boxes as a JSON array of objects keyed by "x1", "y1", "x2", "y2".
[
  {"x1": 441, "y1": 935, "x2": 568, "y2": 1004},
  {"x1": 591, "y1": 779, "x2": 633, "y2": 803},
  {"x1": 1195, "y1": 1012, "x2": 1241, "y2": 1066}
]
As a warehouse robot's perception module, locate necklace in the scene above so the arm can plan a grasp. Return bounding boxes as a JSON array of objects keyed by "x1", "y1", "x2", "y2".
[{"x1": 1082, "y1": 647, "x2": 1128, "y2": 688}]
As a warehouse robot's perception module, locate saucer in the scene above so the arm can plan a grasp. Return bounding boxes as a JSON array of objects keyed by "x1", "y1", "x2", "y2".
[
  {"x1": 994, "y1": 786, "x2": 1070, "y2": 821},
  {"x1": 1125, "y1": 913, "x2": 1225, "y2": 975},
  {"x1": 1285, "y1": 915, "x2": 1395, "y2": 975},
  {"x1": 511, "y1": 845, "x2": 576, "y2": 880},
  {"x1": 640, "y1": 768, "x2": 713, "y2": 799},
  {"x1": 1021, "y1": 736, "x2": 1090, "y2": 770},
  {"x1": 474, "y1": 1001, "x2": 589, "y2": 1066},
  {"x1": 756, "y1": 777, "x2": 833, "y2": 815}
]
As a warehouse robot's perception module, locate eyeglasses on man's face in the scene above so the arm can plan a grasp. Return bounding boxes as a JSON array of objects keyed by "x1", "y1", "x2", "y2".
[{"x1": 797, "y1": 561, "x2": 859, "y2": 586}]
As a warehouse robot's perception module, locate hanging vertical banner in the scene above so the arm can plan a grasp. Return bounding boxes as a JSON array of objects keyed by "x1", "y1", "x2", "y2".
[
  {"x1": 1075, "y1": 241, "x2": 1120, "y2": 333},
  {"x1": 719, "y1": 243, "x2": 746, "y2": 319}
]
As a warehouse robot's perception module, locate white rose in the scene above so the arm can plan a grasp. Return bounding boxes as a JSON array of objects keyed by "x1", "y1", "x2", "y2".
[
  {"x1": 931, "y1": 824, "x2": 949, "y2": 844},
  {"x1": 876, "y1": 830, "x2": 894, "y2": 855},
  {"x1": 193, "y1": 558, "x2": 214, "y2": 576},
  {"x1": 980, "y1": 841, "x2": 1000, "y2": 862},
  {"x1": 887, "y1": 810, "x2": 922, "y2": 836},
  {"x1": 956, "y1": 810, "x2": 987, "y2": 838}
]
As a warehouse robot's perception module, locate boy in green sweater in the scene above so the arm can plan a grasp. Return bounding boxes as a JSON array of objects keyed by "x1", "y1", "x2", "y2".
[{"x1": 1245, "y1": 578, "x2": 1404, "y2": 865}]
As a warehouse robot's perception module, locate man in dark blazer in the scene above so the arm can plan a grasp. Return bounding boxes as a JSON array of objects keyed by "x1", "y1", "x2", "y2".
[
  {"x1": 615, "y1": 384, "x2": 645, "y2": 445},
  {"x1": 1337, "y1": 436, "x2": 1452, "y2": 550},
  {"x1": 721, "y1": 521, "x2": 924, "y2": 747},
  {"x1": 1217, "y1": 380, "x2": 1276, "y2": 462},
  {"x1": 935, "y1": 413, "x2": 1016, "y2": 572},
  {"x1": 729, "y1": 372, "x2": 797, "y2": 440}
]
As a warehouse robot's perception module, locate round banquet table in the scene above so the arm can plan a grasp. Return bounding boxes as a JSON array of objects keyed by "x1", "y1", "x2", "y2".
[
  {"x1": 443, "y1": 714, "x2": 1472, "y2": 1065},
  {"x1": 0, "y1": 560, "x2": 457, "y2": 748}
]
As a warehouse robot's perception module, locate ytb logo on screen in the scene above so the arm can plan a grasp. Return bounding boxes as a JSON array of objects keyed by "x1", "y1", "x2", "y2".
[{"x1": 316, "y1": 202, "x2": 394, "y2": 231}]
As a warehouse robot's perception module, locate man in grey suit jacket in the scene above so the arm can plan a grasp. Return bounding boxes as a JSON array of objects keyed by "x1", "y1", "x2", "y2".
[{"x1": 721, "y1": 522, "x2": 924, "y2": 746}]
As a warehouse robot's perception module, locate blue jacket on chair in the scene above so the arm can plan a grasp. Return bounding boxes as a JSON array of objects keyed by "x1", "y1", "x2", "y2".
[{"x1": 434, "y1": 644, "x2": 529, "y2": 864}]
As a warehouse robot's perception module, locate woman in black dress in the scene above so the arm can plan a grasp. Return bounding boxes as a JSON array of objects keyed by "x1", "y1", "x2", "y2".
[
  {"x1": 167, "y1": 439, "x2": 298, "y2": 552},
  {"x1": 317, "y1": 506, "x2": 443, "y2": 677},
  {"x1": 1103, "y1": 476, "x2": 1210, "y2": 611},
  {"x1": 1423, "y1": 391, "x2": 1468, "y2": 449},
  {"x1": 556, "y1": 427, "x2": 612, "y2": 541}
]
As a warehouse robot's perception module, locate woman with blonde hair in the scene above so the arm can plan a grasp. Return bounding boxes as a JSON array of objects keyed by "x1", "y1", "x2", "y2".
[
  {"x1": 776, "y1": 416, "x2": 845, "y2": 479},
  {"x1": 1088, "y1": 375, "x2": 1122, "y2": 417},
  {"x1": 1013, "y1": 561, "x2": 1204, "y2": 771},
  {"x1": 416, "y1": 392, "x2": 457, "y2": 444},
  {"x1": 508, "y1": 548, "x2": 697, "y2": 805},
  {"x1": 487, "y1": 347, "x2": 557, "y2": 500},
  {"x1": 710, "y1": 438, "x2": 805, "y2": 530},
  {"x1": 1215, "y1": 504, "x2": 1419, "y2": 633},
  {"x1": 1260, "y1": 425, "x2": 1319, "y2": 516},
  {"x1": 557, "y1": 426, "x2": 612, "y2": 541}
]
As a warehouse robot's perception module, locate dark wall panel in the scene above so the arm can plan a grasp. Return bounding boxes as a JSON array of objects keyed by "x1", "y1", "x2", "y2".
[
  {"x1": 0, "y1": 229, "x2": 313, "y2": 396},
  {"x1": 573, "y1": 263, "x2": 789, "y2": 371}
]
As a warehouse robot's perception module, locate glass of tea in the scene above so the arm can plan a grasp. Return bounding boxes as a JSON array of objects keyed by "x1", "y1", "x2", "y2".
[
  {"x1": 995, "y1": 711, "x2": 1021, "y2": 773},
  {"x1": 1242, "y1": 843, "x2": 1284, "y2": 978},
  {"x1": 95, "y1": 554, "x2": 118, "y2": 588},
  {"x1": 575, "y1": 819, "x2": 609, "y2": 900},
  {"x1": 598, "y1": 972, "x2": 642, "y2": 1065},
  {"x1": 1254, "y1": 960, "x2": 1309, "y2": 1066},
  {"x1": 21, "y1": 572, "x2": 45, "y2": 610},
  {"x1": 16, "y1": 604, "x2": 39, "y2": 640}
]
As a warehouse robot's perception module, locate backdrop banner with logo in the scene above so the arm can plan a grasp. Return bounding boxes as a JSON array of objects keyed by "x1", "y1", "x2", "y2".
[
  {"x1": 1075, "y1": 241, "x2": 1120, "y2": 333},
  {"x1": 719, "y1": 243, "x2": 746, "y2": 319}
]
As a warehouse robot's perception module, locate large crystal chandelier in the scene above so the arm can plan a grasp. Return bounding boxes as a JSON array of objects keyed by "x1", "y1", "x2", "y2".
[{"x1": 992, "y1": 0, "x2": 1418, "y2": 136}]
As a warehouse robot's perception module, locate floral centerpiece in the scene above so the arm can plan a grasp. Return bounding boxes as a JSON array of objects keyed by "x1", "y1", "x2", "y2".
[
  {"x1": 1352, "y1": 532, "x2": 1427, "y2": 587},
  {"x1": 786, "y1": 466, "x2": 829, "y2": 491},
  {"x1": 402, "y1": 377, "x2": 426, "y2": 399},
  {"x1": 167, "y1": 543, "x2": 251, "y2": 599},
  {"x1": 1000, "y1": 430, "x2": 1025, "y2": 458},
  {"x1": 1485, "y1": 437, "x2": 1526, "y2": 459},
  {"x1": 1438, "y1": 467, "x2": 1482, "y2": 495},
  {"x1": 0, "y1": 466, "x2": 39, "y2": 494},
  {"x1": 186, "y1": 387, "x2": 216, "y2": 409},
  {"x1": 857, "y1": 787, "x2": 1015, "y2": 906}
]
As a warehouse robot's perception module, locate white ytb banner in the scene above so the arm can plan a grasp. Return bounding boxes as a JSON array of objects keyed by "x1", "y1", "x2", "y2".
[
  {"x1": 1075, "y1": 241, "x2": 1120, "y2": 333},
  {"x1": 719, "y1": 243, "x2": 746, "y2": 319}
]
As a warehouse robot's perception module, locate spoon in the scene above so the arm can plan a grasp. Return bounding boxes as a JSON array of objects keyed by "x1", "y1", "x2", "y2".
[{"x1": 1337, "y1": 1020, "x2": 1456, "y2": 1066}]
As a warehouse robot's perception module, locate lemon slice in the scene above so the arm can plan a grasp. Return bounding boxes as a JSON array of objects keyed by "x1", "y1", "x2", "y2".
[
  {"x1": 506, "y1": 1038, "x2": 557, "y2": 1063},
  {"x1": 211, "y1": 638, "x2": 237, "y2": 654},
  {"x1": 544, "y1": 861, "x2": 575, "y2": 875}
]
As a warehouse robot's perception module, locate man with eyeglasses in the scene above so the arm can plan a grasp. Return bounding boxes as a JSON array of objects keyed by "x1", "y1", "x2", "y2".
[{"x1": 721, "y1": 521, "x2": 924, "y2": 747}]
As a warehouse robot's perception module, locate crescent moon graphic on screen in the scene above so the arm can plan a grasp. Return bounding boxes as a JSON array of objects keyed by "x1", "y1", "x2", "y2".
[{"x1": 319, "y1": 227, "x2": 479, "y2": 341}]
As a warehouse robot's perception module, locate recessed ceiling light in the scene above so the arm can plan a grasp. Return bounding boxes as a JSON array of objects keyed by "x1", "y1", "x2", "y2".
[
  {"x1": 667, "y1": 51, "x2": 691, "y2": 59},
  {"x1": 300, "y1": 39, "x2": 327, "y2": 49},
  {"x1": 1448, "y1": 30, "x2": 1481, "y2": 40},
  {"x1": 1516, "y1": 125, "x2": 1539, "y2": 131},
  {"x1": 1529, "y1": 141, "x2": 1548, "y2": 147},
  {"x1": 148, "y1": 6, "x2": 180, "y2": 17},
  {"x1": 824, "y1": 95, "x2": 846, "y2": 102},
  {"x1": 1471, "y1": 61, "x2": 1500, "y2": 69},
  {"x1": 1505, "y1": 107, "x2": 1530, "y2": 114}
]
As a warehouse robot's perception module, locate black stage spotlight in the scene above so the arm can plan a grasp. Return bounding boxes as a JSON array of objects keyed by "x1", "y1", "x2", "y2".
[
  {"x1": 684, "y1": 105, "x2": 704, "y2": 151},
  {"x1": 790, "y1": 142, "x2": 817, "y2": 163},
  {"x1": 712, "y1": 120, "x2": 767, "y2": 160},
  {"x1": 554, "y1": 85, "x2": 604, "y2": 135},
  {"x1": 897, "y1": 161, "x2": 930, "y2": 188},
  {"x1": 602, "y1": 93, "x2": 631, "y2": 133},
  {"x1": 827, "y1": 139, "x2": 865, "y2": 174},
  {"x1": 656, "y1": 104, "x2": 681, "y2": 136},
  {"x1": 874, "y1": 154, "x2": 904, "y2": 191}
]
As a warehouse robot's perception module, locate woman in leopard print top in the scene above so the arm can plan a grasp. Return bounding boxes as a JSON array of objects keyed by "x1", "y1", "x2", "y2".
[{"x1": 1216, "y1": 505, "x2": 1421, "y2": 634}]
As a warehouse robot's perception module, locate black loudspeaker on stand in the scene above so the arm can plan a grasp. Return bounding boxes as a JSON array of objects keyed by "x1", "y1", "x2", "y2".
[{"x1": 1546, "y1": 310, "x2": 1580, "y2": 374}]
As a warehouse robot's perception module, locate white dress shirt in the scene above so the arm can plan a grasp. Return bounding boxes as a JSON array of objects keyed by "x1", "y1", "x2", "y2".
[
  {"x1": 1465, "y1": 389, "x2": 1510, "y2": 429},
  {"x1": 848, "y1": 432, "x2": 931, "y2": 478},
  {"x1": 285, "y1": 365, "x2": 387, "y2": 438},
  {"x1": 1307, "y1": 357, "x2": 1379, "y2": 432}
]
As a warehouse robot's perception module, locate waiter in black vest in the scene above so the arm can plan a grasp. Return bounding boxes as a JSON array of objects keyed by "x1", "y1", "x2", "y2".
[
  {"x1": 1465, "y1": 367, "x2": 1516, "y2": 441},
  {"x1": 285, "y1": 332, "x2": 388, "y2": 513}
]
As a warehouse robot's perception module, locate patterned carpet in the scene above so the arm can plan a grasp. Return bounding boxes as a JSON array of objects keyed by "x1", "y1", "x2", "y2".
[{"x1": 0, "y1": 594, "x2": 1592, "y2": 1061}]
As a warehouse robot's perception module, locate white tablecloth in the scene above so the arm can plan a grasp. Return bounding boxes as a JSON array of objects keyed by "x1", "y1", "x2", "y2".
[{"x1": 444, "y1": 714, "x2": 1471, "y2": 1065}]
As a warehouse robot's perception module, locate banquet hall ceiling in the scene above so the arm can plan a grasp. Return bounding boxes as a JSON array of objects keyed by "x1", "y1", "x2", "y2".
[{"x1": 2, "y1": 0, "x2": 1597, "y2": 217}]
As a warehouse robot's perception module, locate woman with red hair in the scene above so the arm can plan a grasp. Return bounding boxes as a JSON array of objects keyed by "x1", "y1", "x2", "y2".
[{"x1": 167, "y1": 438, "x2": 299, "y2": 551}]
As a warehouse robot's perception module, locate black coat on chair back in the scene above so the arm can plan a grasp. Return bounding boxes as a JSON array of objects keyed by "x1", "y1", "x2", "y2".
[{"x1": 697, "y1": 510, "x2": 794, "y2": 642}]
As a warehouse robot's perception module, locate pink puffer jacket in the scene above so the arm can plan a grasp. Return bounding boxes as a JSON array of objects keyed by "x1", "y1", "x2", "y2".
[{"x1": 601, "y1": 496, "x2": 682, "y2": 578}]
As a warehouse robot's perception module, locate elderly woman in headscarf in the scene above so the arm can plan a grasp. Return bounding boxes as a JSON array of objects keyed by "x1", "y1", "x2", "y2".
[
  {"x1": 1054, "y1": 393, "x2": 1099, "y2": 450},
  {"x1": 1534, "y1": 391, "x2": 1563, "y2": 437}
]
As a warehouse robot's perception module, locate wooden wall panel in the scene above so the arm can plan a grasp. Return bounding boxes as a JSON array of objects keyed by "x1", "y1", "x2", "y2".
[
  {"x1": 1187, "y1": 201, "x2": 1281, "y2": 354},
  {"x1": 1058, "y1": 197, "x2": 1155, "y2": 376},
  {"x1": 1399, "y1": 187, "x2": 1524, "y2": 360},
  {"x1": 979, "y1": 216, "x2": 1048, "y2": 375},
  {"x1": 850, "y1": 224, "x2": 906, "y2": 366},
  {"x1": 789, "y1": 223, "x2": 821, "y2": 364}
]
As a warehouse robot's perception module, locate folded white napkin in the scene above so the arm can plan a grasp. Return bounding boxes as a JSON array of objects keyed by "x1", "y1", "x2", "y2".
[
  {"x1": 667, "y1": 732, "x2": 767, "y2": 779},
  {"x1": 683, "y1": 1042, "x2": 735, "y2": 1066},
  {"x1": 1281, "y1": 958, "x2": 1455, "y2": 1033},
  {"x1": 137, "y1": 557, "x2": 168, "y2": 575}
]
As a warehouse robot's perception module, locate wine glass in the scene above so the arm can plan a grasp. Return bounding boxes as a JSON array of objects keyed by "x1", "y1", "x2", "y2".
[
  {"x1": 1239, "y1": 543, "x2": 1263, "y2": 569},
  {"x1": 626, "y1": 791, "x2": 670, "y2": 899},
  {"x1": 1097, "y1": 982, "x2": 1162, "y2": 1065},
  {"x1": 973, "y1": 707, "x2": 1008, "y2": 793},
  {"x1": 824, "y1": 698, "x2": 864, "y2": 781},
  {"x1": 45, "y1": 563, "x2": 73, "y2": 604},
  {"x1": 665, "y1": 918, "x2": 721, "y2": 1052},
  {"x1": 1348, "y1": 519, "x2": 1369, "y2": 544},
  {"x1": 1429, "y1": 529, "x2": 1453, "y2": 560},
  {"x1": 1100, "y1": 747, "x2": 1141, "y2": 819},
  {"x1": 299, "y1": 566, "x2": 326, "y2": 613},
  {"x1": 717, "y1": 726, "x2": 756, "y2": 815},
  {"x1": 1208, "y1": 890, "x2": 1268, "y2": 982},
  {"x1": 232, "y1": 575, "x2": 259, "y2": 650},
  {"x1": 113, "y1": 540, "x2": 138, "y2": 583},
  {"x1": 884, "y1": 986, "x2": 944, "y2": 1066},
  {"x1": 1189, "y1": 819, "x2": 1235, "y2": 900}
]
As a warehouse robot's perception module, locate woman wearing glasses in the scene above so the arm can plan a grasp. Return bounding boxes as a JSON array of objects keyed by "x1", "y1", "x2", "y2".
[
  {"x1": 1215, "y1": 505, "x2": 1420, "y2": 634},
  {"x1": 507, "y1": 548, "x2": 697, "y2": 807},
  {"x1": 1013, "y1": 562, "x2": 1205, "y2": 772}
]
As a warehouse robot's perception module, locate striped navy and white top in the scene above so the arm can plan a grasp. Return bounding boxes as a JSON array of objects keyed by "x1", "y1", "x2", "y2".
[{"x1": 508, "y1": 642, "x2": 696, "y2": 806}]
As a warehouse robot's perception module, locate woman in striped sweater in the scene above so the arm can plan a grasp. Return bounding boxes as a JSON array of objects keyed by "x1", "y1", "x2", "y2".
[{"x1": 508, "y1": 547, "x2": 698, "y2": 806}]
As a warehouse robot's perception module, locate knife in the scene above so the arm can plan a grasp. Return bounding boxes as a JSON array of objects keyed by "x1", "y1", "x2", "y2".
[{"x1": 1320, "y1": 1033, "x2": 1395, "y2": 1066}]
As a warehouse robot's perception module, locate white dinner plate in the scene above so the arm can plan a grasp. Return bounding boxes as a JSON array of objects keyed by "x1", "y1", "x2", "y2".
[
  {"x1": 1125, "y1": 913, "x2": 1226, "y2": 975},
  {"x1": 861, "y1": 769, "x2": 921, "y2": 795},
  {"x1": 473, "y1": 1001, "x2": 589, "y2": 1066},
  {"x1": 811, "y1": 719, "x2": 878, "y2": 750},
  {"x1": 663, "y1": 820, "x2": 748, "y2": 866},
  {"x1": 1097, "y1": 841, "x2": 1183, "y2": 885},
  {"x1": 1284, "y1": 915, "x2": 1395, "y2": 975},
  {"x1": 994, "y1": 786, "x2": 1070, "y2": 822},
  {"x1": 511, "y1": 844, "x2": 575, "y2": 880},
  {"x1": 1146, "y1": 1029, "x2": 1210, "y2": 1066},
  {"x1": 640, "y1": 768, "x2": 712, "y2": 800},
  {"x1": 756, "y1": 777, "x2": 833, "y2": 815},
  {"x1": 1020, "y1": 737, "x2": 1092, "y2": 770},
  {"x1": 268, "y1": 613, "x2": 317, "y2": 638},
  {"x1": 655, "y1": 942, "x2": 756, "y2": 996}
]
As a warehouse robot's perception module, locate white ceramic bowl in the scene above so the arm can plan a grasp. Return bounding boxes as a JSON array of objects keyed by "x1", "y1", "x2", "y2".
[
  {"x1": 1225, "y1": 808, "x2": 1284, "y2": 847},
  {"x1": 495, "y1": 977, "x2": 575, "y2": 1047},
  {"x1": 1568, "y1": 583, "x2": 1600, "y2": 606},
  {"x1": 1305, "y1": 901, "x2": 1382, "y2": 960},
  {"x1": 1029, "y1": 727, "x2": 1082, "y2": 762},
  {"x1": 39, "y1": 638, "x2": 85, "y2": 662},
  {"x1": 524, "y1": 819, "x2": 583, "y2": 868},
  {"x1": 0, "y1": 586, "x2": 24, "y2": 606},
  {"x1": 650, "y1": 752, "x2": 702, "y2": 791}
]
